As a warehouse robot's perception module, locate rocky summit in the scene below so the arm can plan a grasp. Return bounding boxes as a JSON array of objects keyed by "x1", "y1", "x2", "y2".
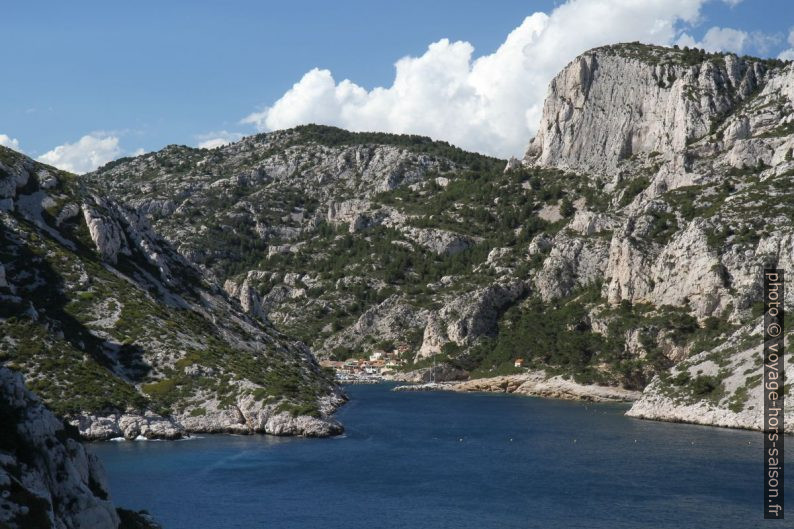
[{"x1": 82, "y1": 43, "x2": 794, "y2": 433}]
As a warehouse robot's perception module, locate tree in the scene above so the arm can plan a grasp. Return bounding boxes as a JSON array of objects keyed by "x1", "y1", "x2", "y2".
[{"x1": 560, "y1": 197, "x2": 575, "y2": 218}]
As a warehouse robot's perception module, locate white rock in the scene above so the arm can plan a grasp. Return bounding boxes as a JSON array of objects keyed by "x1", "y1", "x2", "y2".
[{"x1": 0, "y1": 368, "x2": 120, "y2": 528}]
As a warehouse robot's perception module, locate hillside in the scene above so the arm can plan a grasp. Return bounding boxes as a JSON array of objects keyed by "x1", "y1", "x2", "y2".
[
  {"x1": 0, "y1": 146, "x2": 343, "y2": 440},
  {"x1": 86, "y1": 43, "x2": 794, "y2": 431}
]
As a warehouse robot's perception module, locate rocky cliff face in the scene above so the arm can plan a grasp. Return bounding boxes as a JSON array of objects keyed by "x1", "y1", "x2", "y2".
[
  {"x1": 524, "y1": 43, "x2": 772, "y2": 175},
  {"x1": 626, "y1": 323, "x2": 792, "y2": 433},
  {"x1": 85, "y1": 44, "x2": 794, "y2": 432},
  {"x1": 0, "y1": 367, "x2": 160, "y2": 529},
  {"x1": 521, "y1": 43, "x2": 794, "y2": 430},
  {"x1": 0, "y1": 146, "x2": 343, "y2": 441}
]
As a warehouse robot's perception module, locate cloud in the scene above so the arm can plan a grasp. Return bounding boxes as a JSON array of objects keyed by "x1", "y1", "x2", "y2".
[
  {"x1": 196, "y1": 130, "x2": 243, "y2": 149},
  {"x1": 779, "y1": 28, "x2": 794, "y2": 60},
  {"x1": 678, "y1": 26, "x2": 781, "y2": 55},
  {"x1": 242, "y1": 0, "x2": 713, "y2": 158},
  {"x1": 37, "y1": 134, "x2": 122, "y2": 174},
  {"x1": 678, "y1": 27, "x2": 749, "y2": 53},
  {"x1": 0, "y1": 134, "x2": 22, "y2": 153}
]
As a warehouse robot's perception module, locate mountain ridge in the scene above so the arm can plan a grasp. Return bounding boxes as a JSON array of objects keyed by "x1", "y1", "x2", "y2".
[
  {"x1": 3, "y1": 41, "x2": 793, "y2": 452},
  {"x1": 87, "y1": 42, "x2": 794, "y2": 432}
]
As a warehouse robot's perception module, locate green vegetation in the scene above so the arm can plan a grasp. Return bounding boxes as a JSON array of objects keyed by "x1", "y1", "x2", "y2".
[
  {"x1": 665, "y1": 367, "x2": 729, "y2": 405},
  {"x1": 663, "y1": 181, "x2": 733, "y2": 222},
  {"x1": 690, "y1": 375, "x2": 723, "y2": 397},
  {"x1": 603, "y1": 42, "x2": 790, "y2": 70},
  {"x1": 644, "y1": 208, "x2": 679, "y2": 245},
  {"x1": 728, "y1": 373, "x2": 761, "y2": 412},
  {"x1": 0, "y1": 318, "x2": 147, "y2": 416},
  {"x1": 459, "y1": 282, "x2": 736, "y2": 390},
  {"x1": 616, "y1": 176, "x2": 650, "y2": 207},
  {"x1": 757, "y1": 120, "x2": 794, "y2": 138},
  {"x1": 273, "y1": 124, "x2": 505, "y2": 170}
]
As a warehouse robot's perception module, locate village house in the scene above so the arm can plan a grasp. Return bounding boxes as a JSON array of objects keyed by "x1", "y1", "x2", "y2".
[
  {"x1": 321, "y1": 347, "x2": 410, "y2": 380},
  {"x1": 369, "y1": 351, "x2": 384, "y2": 362}
]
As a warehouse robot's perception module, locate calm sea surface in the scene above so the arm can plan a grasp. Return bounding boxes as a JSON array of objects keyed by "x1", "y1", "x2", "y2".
[{"x1": 92, "y1": 383, "x2": 791, "y2": 529}]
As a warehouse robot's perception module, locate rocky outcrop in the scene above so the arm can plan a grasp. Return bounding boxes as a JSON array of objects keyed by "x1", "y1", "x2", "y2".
[
  {"x1": 82, "y1": 201, "x2": 129, "y2": 264},
  {"x1": 398, "y1": 226, "x2": 474, "y2": 256},
  {"x1": 70, "y1": 389, "x2": 345, "y2": 441},
  {"x1": 81, "y1": 195, "x2": 190, "y2": 288},
  {"x1": 627, "y1": 325, "x2": 794, "y2": 432},
  {"x1": 524, "y1": 44, "x2": 767, "y2": 175},
  {"x1": 515, "y1": 44, "x2": 794, "y2": 429},
  {"x1": 394, "y1": 371, "x2": 641, "y2": 402},
  {"x1": 323, "y1": 295, "x2": 428, "y2": 355},
  {"x1": 0, "y1": 159, "x2": 30, "y2": 199},
  {"x1": 224, "y1": 271, "x2": 269, "y2": 321},
  {"x1": 534, "y1": 232, "x2": 609, "y2": 300},
  {"x1": 450, "y1": 372, "x2": 641, "y2": 402},
  {"x1": 626, "y1": 381, "x2": 779, "y2": 431},
  {"x1": 1, "y1": 368, "x2": 130, "y2": 529},
  {"x1": 418, "y1": 281, "x2": 529, "y2": 358},
  {"x1": 179, "y1": 390, "x2": 345, "y2": 438},
  {"x1": 69, "y1": 412, "x2": 183, "y2": 441},
  {"x1": 259, "y1": 413, "x2": 343, "y2": 437}
]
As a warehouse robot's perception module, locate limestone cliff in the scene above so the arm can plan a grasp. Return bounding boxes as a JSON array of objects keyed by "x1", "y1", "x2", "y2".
[
  {"x1": 521, "y1": 43, "x2": 794, "y2": 431},
  {"x1": 0, "y1": 367, "x2": 160, "y2": 529},
  {"x1": 524, "y1": 43, "x2": 771, "y2": 175}
]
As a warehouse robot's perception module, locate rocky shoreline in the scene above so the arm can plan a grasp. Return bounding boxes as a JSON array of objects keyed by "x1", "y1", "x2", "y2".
[
  {"x1": 70, "y1": 410, "x2": 344, "y2": 441},
  {"x1": 71, "y1": 393, "x2": 348, "y2": 441},
  {"x1": 393, "y1": 371, "x2": 641, "y2": 403},
  {"x1": 627, "y1": 378, "x2": 794, "y2": 434}
]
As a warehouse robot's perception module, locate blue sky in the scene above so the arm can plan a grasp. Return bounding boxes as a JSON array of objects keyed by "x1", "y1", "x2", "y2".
[{"x1": 1, "y1": 0, "x2": 793, "y2": 171}]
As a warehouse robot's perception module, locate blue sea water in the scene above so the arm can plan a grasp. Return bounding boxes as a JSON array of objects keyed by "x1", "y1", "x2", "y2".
[{"x1": 92, "y1": 384, "x2": 791, "y2": 529}]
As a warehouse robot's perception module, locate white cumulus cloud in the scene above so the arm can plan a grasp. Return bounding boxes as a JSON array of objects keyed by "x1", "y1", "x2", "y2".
[
  {"x1": 0, "y1": 134, "x2": 22, "y2": 152},
  {"x1": 678, "y1": 26, "x2": 781, "y2": 56},
  {"x1": 196, "y1": 130, "x2": 244, "y2": 149},
  {"x1": 38, "y1": 134, "x2": 122, "y2": 174},
  {"x1": 677, "y1": 26, "x2": 749, "y2": 53},
  {"x1": 242, "y1": 0, "x2": 713, "y2": 158},
  {"x1": 778, "y1": 28, "x2": 794, "y2": 60}
]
